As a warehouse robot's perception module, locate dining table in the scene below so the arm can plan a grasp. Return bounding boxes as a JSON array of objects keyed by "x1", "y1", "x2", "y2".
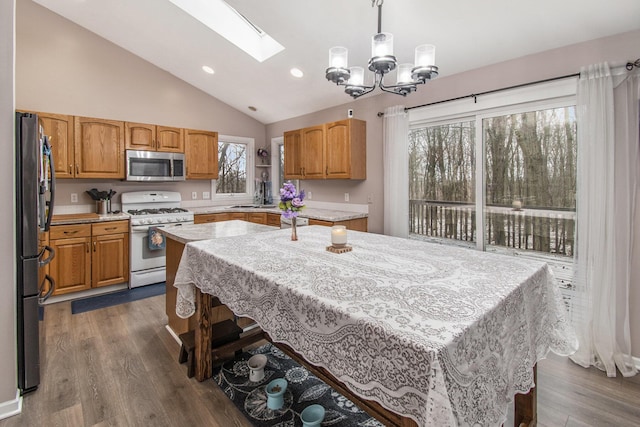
[{"x1": 173, "y1": 225, "x2": 577, "y2": 427}]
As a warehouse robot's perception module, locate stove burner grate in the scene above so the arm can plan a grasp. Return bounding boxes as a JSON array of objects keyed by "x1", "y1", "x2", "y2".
[{"x1": 127, "y1": 207, "x2": 189, "y2": 216}]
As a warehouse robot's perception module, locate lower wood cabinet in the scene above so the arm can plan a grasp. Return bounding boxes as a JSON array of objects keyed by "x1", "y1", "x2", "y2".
[
  {"x1": 49, "y1": 221, "x2": 129, "y2": 295},
  {"x1": 308, "y1": 217, "x2": 368, "y2": 232},
  {"x1": 91, "y1": 221, "x2": 129, "y2": 288}
]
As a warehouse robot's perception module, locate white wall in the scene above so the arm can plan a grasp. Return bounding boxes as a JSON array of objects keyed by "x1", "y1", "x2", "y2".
[
  {"x1": 0, "y1": 0, "x2": 19, "y2": 417},
  {"x1": 267, "y1": 30, "x2": 640, "y2": 357}
]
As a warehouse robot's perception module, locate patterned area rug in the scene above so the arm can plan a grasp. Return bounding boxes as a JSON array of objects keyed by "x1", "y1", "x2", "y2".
[{"x1": 213, "y1": 343, "x2": 384, "y2": 427}]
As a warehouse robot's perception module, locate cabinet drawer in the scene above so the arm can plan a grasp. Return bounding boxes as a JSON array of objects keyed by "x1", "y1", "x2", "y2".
[
  {"x1": 50, "y1": 224, "x2": 91, "y2": 239},
  {"x1": 229, "y1": 212, "x2": 247, "y2": 221},
  {"x1": 247, "y1": 212, "x2": 267, "y2": 224},
  {"x1": 308, "y1": 219, "x2": 333, "y2": 227},
  {"x1": 92, "y1": 220, "x2": 129, "y2": 236},
  {"x1": 266, "y1": 213, "x2": 281, "y2": 227}
]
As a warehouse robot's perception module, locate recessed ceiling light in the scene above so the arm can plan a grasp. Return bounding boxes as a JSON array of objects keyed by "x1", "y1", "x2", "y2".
[
  {"x1": 202, "y1": 65, "x2": 215, "y2": 74},
  {"x1": 290, "y1": 68, "x2": 304, "y2": 78}
]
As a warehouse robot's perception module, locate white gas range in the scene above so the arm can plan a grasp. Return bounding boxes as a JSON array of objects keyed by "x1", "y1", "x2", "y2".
[{"x1": 121, "y1": 191, "x2": 194, "y2": 288}]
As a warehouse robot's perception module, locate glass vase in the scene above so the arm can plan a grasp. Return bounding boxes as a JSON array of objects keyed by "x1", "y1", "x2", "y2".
[{"x1": 291, "y1": 216, "x2": 298, "y2": 241}]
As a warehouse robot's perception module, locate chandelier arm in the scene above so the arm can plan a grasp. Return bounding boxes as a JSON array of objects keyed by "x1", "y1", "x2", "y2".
[{"x1": 379, "y1": 79, "x2": 424, "y2": 91}]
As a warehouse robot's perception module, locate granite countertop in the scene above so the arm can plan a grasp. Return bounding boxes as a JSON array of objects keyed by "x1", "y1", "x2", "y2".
[
  {"x1": 190, "y1": 205, "x2": 368, "y2": 222},
  {"x1": 160, "y1": 219, "x2": 277, "y2": 244},
  {"x1": 51, "y1": 212, "x2": 130, "y2": 225}
]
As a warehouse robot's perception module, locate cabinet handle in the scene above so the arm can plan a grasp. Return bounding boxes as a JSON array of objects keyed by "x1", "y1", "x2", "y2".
[
  {"x1": 63, "y1": 230, "x2": 78, "y2": 235},
  {"x1": 326, "y1": 166, "x2": 328, "y2": 175},
  {"x1": 75, "y1": 164, "x2": 79, "y2": 174},
  {"x1": 69, "y1": 165, "x2": 72, "y2": 174},
  {"x1": 104, "y1": 227, "x2": 117, "y2": 231},
  {"x1": 93, "y1": 241, "x2": 96, "y2": 252}
]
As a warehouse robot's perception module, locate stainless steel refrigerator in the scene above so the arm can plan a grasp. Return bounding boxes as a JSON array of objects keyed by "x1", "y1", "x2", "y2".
[{"x1": 16, "y1": 112, "x2": 56, "y2": 394}]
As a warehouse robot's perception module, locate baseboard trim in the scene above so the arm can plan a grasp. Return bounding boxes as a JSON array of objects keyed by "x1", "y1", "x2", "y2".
[
  {"x1": 0, "y1": 390, "x2": 22, "y2": 421},
  {"x1": 634, "y1": 356, "x2": 640, "y2": 371}
]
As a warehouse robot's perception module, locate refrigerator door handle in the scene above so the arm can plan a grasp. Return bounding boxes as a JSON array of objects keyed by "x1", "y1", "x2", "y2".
[
  {"x1": 38, "y1": 245, "x2": 55, "y2": 267},
  {"x1": 43, "y1": 136, "x2": 55, "y2": 232},
  {"x1": 38, "y1": 274, "x2": 55, "y2": 304}
]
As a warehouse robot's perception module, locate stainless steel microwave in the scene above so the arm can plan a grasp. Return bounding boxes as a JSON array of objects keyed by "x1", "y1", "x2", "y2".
[{"x1": 126, "y1": 150, "x2": 185, "y2": 181}]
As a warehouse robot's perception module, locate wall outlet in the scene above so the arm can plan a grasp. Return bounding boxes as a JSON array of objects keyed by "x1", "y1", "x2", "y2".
[
  {"x1": 191, "y1": 191, "x2": 198, "y2": 200},
  {"x1": 203, "y1": 191, "x2": 210, "y2": 200},
  {"x1": 71, "y1": 193, "x2": 78, "y2": 203},
  {"x1": 307, "y1": 191, "x2": 312, "y2": 200},
  {"x1": 344, "y1": 192, "x2": 350, "y2": 202}
]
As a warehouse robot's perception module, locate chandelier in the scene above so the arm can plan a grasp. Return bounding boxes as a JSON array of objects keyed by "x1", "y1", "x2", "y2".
[{"x1": 325, "y1": 0, "x2": 438, "y2": 99}]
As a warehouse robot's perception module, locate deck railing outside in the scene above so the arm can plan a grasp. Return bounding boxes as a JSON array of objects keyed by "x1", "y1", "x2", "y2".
[{"x1": 409, "y1": 199, "x2": 576, "y2": 256}]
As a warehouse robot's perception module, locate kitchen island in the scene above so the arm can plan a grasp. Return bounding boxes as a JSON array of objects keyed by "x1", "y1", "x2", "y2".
[
  {"x1": 173, "y1": 225, "x2": 577, "y2": 426},
  {"x1": 160, "y1": 220, "x2": 277, "y2": 336}
]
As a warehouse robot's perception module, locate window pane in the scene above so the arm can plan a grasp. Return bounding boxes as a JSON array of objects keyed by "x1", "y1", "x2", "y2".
[
  {"x1": 409, "y1": 121, "x2": 476, "y2": 242},
  {"x1": 217, "y1": 141, "x2": 247, "y2": 194},
  {"x1": 483, "y1": 107, "x2": 576, "y2": 255}
]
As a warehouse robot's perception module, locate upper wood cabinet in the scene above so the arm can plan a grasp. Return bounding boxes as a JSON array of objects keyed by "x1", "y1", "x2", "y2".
[
  {"x1": 125, "y1": 122, "x2": 184, "y2": 153},
  {"x1": 74, "y1": 117, "x2": 125, "y2": 179},
  {"x1": 302, "y1": 125, "x2": 325, "y2": 179},
  {"x1": 283, "y1": 129, "x2": 303, "y2": 179},
  {"x1": 325, "y1": 119, "x2": 366, "y2": 179},
  {"x1": 36, "y1": 112, "x2": 75, "y2": 179},
  {"x1": 185, "y1": 129, "x2": 218, "y2": 179},
  {"x1": 283, "y1": 119, "x2": 366, "y2": 180}
]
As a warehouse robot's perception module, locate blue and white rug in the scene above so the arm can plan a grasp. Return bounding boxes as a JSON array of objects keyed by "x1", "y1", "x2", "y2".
[{"x1": 213, "y1": 343, "x2": 384, "y2": 427}]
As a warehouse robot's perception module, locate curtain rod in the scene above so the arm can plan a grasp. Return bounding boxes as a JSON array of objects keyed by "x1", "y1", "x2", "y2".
[
  {"x1": 376, "y1": 57, "x2": 640, "y2": 117},
  {"x1": 376, "y1": 72, "x2": 579, "y2": 117}
]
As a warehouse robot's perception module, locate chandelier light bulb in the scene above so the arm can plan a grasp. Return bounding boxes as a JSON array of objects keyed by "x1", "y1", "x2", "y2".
[
  {"x1": 372, "y1": 32, "x2": 394, "y2": 57},
  {"x1": 415, "y1": 44, "x2": 436, "y2": 67},
  {"x1": 349, "y1": 67, "x2": 365, "y2": 86},
  {"x1": 329, "y1": 46, "x2": 348, "y2": 69},
  {"x1": 397, "y1": 63, "x2": 414, "y2": 85}
]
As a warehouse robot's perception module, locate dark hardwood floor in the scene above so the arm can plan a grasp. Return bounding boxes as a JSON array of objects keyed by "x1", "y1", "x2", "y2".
[{"x1": 1, "y1": 295, "x2": 639, "y2": 427}]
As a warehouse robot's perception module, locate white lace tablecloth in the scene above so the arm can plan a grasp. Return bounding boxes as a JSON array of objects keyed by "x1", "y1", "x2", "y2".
[{"x1": 174, "y1": 226, "x2": 577, "y2": 426}]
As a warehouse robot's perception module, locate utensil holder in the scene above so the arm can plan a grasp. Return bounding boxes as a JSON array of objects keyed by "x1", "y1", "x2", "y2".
[{"x1": 96, "y1": 200, "x2": 108, "y2": 215}]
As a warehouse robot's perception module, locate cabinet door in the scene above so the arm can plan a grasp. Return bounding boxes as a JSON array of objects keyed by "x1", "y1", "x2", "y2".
[
  {"x1": 247, "y1": 212, "x2": 267, "y2": 224},
  {"x1": 186, "y1": 129, "x2": 218, "y2": 179},
  {"x1": 37, "y1": 112, "x2": 75, "y2": 179},
  {"x1": 49, "y1": 237, "x2": 92, "y2": 295},
  {"x1": 92, "y1": 232, "x2": 129, "y2": 288},
  {"x1": 266, "y1": 213, "x2": 281, "y2": 227},
  {"x1": 74, "y1": 117, "x2": 125, "y2": 179},
  {"x1": 301, "y1": 125, "x2": 325, "y2": 179},
  {"x1": 157, "y1": 126, "x2": 184, "y2": 153},
  {"x1": 325, "y1": 120, "x2": 351, "y2": 179},
  {"x1": 125, "y1": 122, "x2": 155, "y2": 151},
  {"x1": 283, "y1": 130, "x2": 303, "y2": 179}
]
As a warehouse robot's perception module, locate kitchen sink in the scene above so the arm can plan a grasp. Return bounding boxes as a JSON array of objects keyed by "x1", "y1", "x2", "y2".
[{"x1": 228, "y1": 204, "x2": 277, "y2": 209}]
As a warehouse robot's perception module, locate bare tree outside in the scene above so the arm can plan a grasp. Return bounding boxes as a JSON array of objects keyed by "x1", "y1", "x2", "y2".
[
  {"x1": 217, "y1": 141, "x2": 247, "y2": 194},
  {"x1": 409, "y1": 106, "x2": 576, "y2": 257}
]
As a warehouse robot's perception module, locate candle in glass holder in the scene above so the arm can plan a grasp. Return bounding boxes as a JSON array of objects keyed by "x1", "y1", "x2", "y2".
[{"x1": 331, "y1": 225, "x2": 347, "y2": 246}]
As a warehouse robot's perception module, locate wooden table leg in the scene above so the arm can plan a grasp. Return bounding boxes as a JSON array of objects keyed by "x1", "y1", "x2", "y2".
[
  {"x1": 514, "y1": 364, "x2": 537, "y2": 427},
  {"x1": 194, "y1": 290, "x2": 213, "y2": 381}
]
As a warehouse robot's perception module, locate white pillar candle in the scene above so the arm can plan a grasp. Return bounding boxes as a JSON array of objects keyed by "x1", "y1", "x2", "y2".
[{"x1": 331, "y1": 225, "x2": 347, "y2": 246}]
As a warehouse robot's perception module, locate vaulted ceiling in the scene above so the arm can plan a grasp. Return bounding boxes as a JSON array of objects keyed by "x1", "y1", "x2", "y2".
[{"x1": 32, "y1": 0, "x2": 640, "y2": 124}]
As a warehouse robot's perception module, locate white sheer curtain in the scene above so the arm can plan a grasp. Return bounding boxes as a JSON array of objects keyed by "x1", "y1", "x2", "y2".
[
  {"x1": 571, "y1": 62, "x2": 639, "y2": 377},
  {"x1": 383, "y1": 105, "x2": 409, "y2": 237}
]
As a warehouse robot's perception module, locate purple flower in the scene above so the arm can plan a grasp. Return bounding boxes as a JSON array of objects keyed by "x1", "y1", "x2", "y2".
[{"x1": 279, "y1": 181, "x2": 305, "y2": 218}]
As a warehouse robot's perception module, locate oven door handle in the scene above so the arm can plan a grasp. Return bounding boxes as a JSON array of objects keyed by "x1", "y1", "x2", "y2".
[{"x1": 131, "y1": 224, "x2": 166, "y2": 233}]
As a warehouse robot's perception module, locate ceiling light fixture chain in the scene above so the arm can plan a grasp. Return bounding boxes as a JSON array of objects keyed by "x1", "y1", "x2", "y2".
[{"x1": 326, "y1": 0, "x2": 438, "y2": 99}]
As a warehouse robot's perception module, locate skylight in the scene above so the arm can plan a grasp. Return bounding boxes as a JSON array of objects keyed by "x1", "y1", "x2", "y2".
[{"x1": 169, "y1": 0, "x2": 284, "y2": 63}]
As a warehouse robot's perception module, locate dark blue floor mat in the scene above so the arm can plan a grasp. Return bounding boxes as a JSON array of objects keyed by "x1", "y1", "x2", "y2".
[{"x1": 71, "y1": 282, "x2": 166, "y2": 314}]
